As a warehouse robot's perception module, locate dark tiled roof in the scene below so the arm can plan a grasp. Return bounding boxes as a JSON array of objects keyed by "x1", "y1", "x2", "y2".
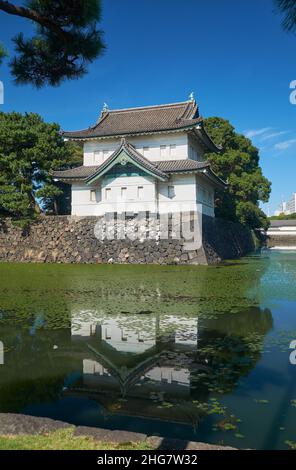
[
  {"x1": 53, "y1": 165, "x2": 98, "y2": 180},
  {"x1": 62, "y1": 100, "x2": 202, "y2": 139},
  {"x1": 155, "y1": 159, "x2": 210, "y2": 173},
  {"x1": 53, "y1": 158, "x2": 214, "y2": 181},
  {"x1": 86, "y1": 138, "x2": 167, "y2": 182},
  {"x1": 53, "y1": 139, "x2": 226, "y2": 188}
]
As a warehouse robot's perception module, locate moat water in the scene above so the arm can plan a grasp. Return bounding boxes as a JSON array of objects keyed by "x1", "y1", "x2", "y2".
[{"x1": 0, "y1": 251, "x2": 296, "y2": 449}]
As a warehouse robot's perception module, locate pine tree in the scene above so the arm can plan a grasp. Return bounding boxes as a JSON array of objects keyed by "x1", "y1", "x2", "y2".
[
  {"x1": 0, "y1": 112, "x2": 82, "y2": 224},
  {"x1": 0, "y1": 0, "x2": 105, "y2": 87}
]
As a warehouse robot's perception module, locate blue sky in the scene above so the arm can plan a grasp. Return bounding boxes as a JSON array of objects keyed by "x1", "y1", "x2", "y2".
[{"x1": 0, "y1": 0, "x2": 295, "y2": 214}]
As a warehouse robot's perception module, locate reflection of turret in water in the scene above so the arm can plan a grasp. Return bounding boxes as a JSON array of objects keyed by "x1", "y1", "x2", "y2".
[
  {"x1": 0, "y1": 257, "x2": 272, "y2": 423},
  {"x1": 67, "y1": 305, "x2": 272, "y2": 423},
  {"x1": 71, "y1": 313, "x2": 199, "y2": 400}
]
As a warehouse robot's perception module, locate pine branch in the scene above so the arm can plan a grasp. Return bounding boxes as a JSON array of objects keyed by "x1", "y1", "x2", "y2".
[{"x1": 0, "y1": 0, "x2": 68, "y2": 41}]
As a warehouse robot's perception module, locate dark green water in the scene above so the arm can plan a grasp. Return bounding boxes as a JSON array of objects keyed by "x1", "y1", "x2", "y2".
[{"x1": 0, "y1": 251, "x2": 296, "y2": 449}]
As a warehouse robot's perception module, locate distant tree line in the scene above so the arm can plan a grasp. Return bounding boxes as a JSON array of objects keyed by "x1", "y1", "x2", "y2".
[{"x1": 269, "y1": 212, "x2": 296, "y2": 220}]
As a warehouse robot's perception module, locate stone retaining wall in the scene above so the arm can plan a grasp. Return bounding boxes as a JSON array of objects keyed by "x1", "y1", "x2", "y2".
[
  {"x1": 0, "y1": 214, "x2": 254, "y2": 265},
  {"x1": 266, "y1": 234, "x2": 296, "y2": 247}
]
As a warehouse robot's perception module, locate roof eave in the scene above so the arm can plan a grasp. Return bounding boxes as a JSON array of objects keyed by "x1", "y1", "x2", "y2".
[
  {"x1": 192, "y1": 125, "x2": 222, "y2": 154},
  {"x1": 197, "y1": 168, "x2": 227, "y2": 190},
  {"x1": 61, "y1": 123, "x2": 202, "y2": 142},
  {"x1": 164, "y1": 166, "x2": 209, "y2": 175},
  {"x1": 53, "y1": 177, "x2": 85, "y2": 184}
]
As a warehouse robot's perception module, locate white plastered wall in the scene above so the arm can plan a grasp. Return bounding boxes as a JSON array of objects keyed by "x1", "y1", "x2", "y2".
[
  {"x1": 71, "y1": 172, "x2": 216, "y2": 217},
  {"x1": 83, "y1": 132, "x2": 189, "y2": 166},
  {"x1": 71, "y1": 174, "x2": 157, "y2": 216},
  {"x1": 158, "y1": 174, "x2": 197, "y2": 213},
  {"x1": 196, "y1": 174, "x2": 215, "y2": 217}
]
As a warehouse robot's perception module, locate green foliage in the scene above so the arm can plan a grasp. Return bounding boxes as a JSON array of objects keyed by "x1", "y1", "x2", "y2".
[
  {"x1": 0, "y1": 429, "x2": 153, "y2": 450},
  {"x1": 269, "y1": 212, "x2": 296, "y2": 220},
  {"x1": 204, "y1": 117, "x2": 271, "y2": 229},
  {"x1": 274, "y1": 0, "x2": 296, "y2": 32},
  {"x1": 0, "y1": 1, "x2": 105, "y2": 87},
  {"x1": 0, "y1": 112, "x2": 80, "y2": 221},
  {"x1": 0, "y1": 43, "x2": 7, "y2": 64},
  {"x1": 285, "y1": 440, "x2": 296, "y2": 450}
]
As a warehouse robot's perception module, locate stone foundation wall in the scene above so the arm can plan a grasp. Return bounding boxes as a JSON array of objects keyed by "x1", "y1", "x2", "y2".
[
  {"x1": 266, "y1": 235, "x2": 296, "y2": 247},
  {"x1": 0, "y1": 214, "x2": 254, "y2": 265}
]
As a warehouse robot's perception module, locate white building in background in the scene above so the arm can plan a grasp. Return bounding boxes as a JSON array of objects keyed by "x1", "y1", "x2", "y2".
[
  {"x1": 274, "y1": 193, "x2": 296, "y2": 216},
  {"x1": 53, "y1": 94, "x2": 226, "y2": 217},
  {"x1": 286, "y1": 193, "x2": 296, "y2": 214},
  {"x1": 274, "y1": 201, "x2": 287, "y2": 216}
]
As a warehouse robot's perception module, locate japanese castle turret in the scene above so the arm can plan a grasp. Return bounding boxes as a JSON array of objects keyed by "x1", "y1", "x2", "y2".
[{"x1": 53, "y1": 94, "x2": 226, "y2": 217}]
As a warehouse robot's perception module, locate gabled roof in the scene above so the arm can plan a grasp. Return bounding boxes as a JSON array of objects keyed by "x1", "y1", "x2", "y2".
[
  {"x1": 53, "y1": 139, "x2": 227, "y2": 189},
  {"x1": 86, "y1": 138, "x2": 168, "y2": 183},
  {"x1": 52, "y1": 159, "x2": 210, "y2": 182},
  {"x1": 62, "y1": 99, "x2": 203, "y2": 140}
]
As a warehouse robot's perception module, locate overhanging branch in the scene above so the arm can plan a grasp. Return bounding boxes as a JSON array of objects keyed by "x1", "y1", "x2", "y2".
[{"x1": 0, "y1": 0, "x2": 68, "y2": 41}]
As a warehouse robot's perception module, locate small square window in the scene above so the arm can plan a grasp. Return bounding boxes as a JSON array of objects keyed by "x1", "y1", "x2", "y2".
[
  {"x1": 90, "y1": 190, "x2": 96, "y2": 202},
  {"x1": 168, "y1": 185, "x2": 175, "y2": 199},
  {"x1": 105, "y1": 188, "x2": 111, "y2": 200},
  {"x1": 160, "y1": 145, "x2": 166, "y2": 157},
  {"x1": 121, "y1": 187, "x2": 127, "y2": 200},
  {"x1": 170, "y1": 144, "x2": 176, "y2": 157},
  {"x1": 138, "y1": 186, "x2": 144, "y2": 199}
]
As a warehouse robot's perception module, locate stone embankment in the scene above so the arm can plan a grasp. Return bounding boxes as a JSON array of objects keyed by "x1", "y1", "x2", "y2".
[
  {"x1": 0, "y1": 413, "x2": 236, "y2": 450},
  {"x1": 0, "y1": 214, "x2": 254, "y2": 265}
]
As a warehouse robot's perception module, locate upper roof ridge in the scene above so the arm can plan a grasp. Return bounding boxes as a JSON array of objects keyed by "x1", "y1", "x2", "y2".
[
  {"x1": 61, "y1": 97, "x2": 220, "y2": 153},
  {"x1": 107, "y1": 100, "x2": 192, "y2": 113}
]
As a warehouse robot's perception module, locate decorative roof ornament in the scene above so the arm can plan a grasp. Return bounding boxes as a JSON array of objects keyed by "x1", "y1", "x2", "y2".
[
  {"x1": 98, "y1": 102, "x2": 109, "y2": 121},
  {"x1": 189, "y1": 91, "x2": 195, "y2": 102},
  {"x1": 120, "y1": 155, "x2": 127, "y2": 166}
]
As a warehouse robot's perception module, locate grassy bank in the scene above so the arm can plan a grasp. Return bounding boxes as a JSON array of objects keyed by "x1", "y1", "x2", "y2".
[{"x1": 0, "y1": 428, "x2": 153, "y2": 450}]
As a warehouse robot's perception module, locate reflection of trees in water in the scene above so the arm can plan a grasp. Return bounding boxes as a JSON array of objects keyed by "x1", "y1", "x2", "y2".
[
  {"x1": 0, "y1": 327, "x2": 82, "y2": 412},
  {"x1": 0, "y1": 257, "x2": 273, "y2": 423},
  {"x1": 192, "y1": 307, "x2": 273, "y2": 396}
]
